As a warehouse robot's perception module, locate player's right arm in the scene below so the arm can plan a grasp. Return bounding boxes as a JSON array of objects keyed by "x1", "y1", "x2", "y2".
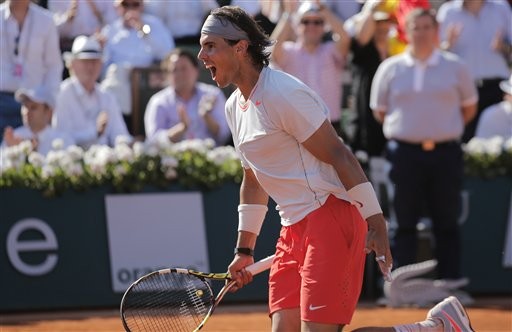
[{"x1": 228, "y1": 167, "x2": 269, "y2": 291}]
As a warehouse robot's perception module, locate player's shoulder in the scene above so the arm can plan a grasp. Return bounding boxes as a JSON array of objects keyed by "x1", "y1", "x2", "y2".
[{"x1": 261, "y1": 67, "x2": 308, "y2": 99}]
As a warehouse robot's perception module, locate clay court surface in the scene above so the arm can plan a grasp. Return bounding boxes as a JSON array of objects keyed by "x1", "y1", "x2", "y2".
[{"x1": 1, "y1": 297, "x2": 510, "y2": 332}]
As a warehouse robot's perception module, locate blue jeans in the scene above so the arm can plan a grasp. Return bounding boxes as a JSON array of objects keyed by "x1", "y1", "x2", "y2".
[{"x1": 0, "y1": 92, "x2": 22, "y2": 144}]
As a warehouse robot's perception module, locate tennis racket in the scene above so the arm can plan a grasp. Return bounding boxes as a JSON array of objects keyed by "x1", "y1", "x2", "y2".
[{"x1": 120, "y1": 255, "x2": 274, "y2": 332}]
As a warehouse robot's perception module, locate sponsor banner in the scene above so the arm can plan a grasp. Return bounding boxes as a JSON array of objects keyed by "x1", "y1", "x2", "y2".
[{"x1": 105, "y1": 192, "x2": 209, "y2": 293}]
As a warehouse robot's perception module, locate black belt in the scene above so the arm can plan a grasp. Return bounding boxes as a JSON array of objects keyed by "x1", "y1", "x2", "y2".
[
  {"x1": 394, "y1": 139, "x2": 459, "y2": 151},
  {"x1": 0, "y1": 91, "x2": 15, "y2": 96},
  {"x1": 475, "y1": 77, "x2": 505, "y2": 88}
]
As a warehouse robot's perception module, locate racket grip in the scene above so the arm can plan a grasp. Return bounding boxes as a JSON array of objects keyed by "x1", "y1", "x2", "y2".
[{"x1": 246, "y1": 255, "x2": 275, "y2": 276}]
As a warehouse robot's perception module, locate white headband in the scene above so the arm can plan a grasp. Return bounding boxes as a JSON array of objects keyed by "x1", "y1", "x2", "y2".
[{"x1": 201, "y1": 15, "x2": 249, "y2": 41}]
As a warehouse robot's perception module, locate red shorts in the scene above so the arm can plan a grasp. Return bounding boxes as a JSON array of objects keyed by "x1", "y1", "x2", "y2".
[{"x1": 268, "y1": 195, "x2": 367, "y2": 325}]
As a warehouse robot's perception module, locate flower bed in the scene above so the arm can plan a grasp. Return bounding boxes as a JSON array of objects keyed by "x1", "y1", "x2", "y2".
[
  {"x1": 1, "y1": 136, "x2": 510, "y2": 197},
  {"x1": 0, "y1": 137, "x2": 242, "y2": 197},
  {"x1": 463, "y1": 136, "x2": 512, "y2": 179}
]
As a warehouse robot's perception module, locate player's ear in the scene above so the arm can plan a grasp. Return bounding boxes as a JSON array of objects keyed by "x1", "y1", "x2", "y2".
[{"x1": 236, "y1": 40, "x2": 249, "y2": 54}]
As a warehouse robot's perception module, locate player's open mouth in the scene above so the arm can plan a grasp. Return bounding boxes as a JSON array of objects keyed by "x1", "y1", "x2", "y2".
[{"x1": 207, "y1": 66, "x2": 217, "y2": 80}]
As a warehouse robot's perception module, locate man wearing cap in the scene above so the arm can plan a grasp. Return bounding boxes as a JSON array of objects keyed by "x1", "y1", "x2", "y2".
[
  {"x1": 270, "y1": 1, "x2": 350, "y2": 138},
  {"x1": 476, "y1": 74, "x2": 512, "y2": 138},
  {"x1": 1, "y1": 86, "x2": 74, "y2": 156},
  {"x1": 53, "y1": 35, "x2": 130, "y2": 149},
  {"x1": 0, "y1": 0, "x2": 63, "y2": 144}
]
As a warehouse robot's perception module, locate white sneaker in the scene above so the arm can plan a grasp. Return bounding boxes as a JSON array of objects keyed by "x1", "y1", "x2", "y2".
[{"x1": 427, "y1": 296, "x2": 474, "y2": 332}]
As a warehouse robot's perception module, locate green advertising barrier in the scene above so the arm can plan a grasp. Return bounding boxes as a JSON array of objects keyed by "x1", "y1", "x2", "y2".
[
  {"x1": 0, "y1": 184, "x2": 281, "y2": 312},
  {"x1": 461, "y1": 176, "x2": 512, "y2": 293},
  {"x1": 2, "y1": 177, "x2": 510, "y2": 312}
]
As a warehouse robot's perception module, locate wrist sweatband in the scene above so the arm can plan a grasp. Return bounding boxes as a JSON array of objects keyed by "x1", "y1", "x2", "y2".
[
  {"x1": 347, "y1": 182, "x2": 383, "y2": 220},
  {"x1": 238, "y1": 204, "x2": 268, "y2": 235}
]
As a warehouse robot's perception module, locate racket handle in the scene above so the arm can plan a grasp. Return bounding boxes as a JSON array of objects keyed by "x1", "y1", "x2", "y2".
[{"x1": 246, "y1": 255, "x2": 275, "y2": 276}]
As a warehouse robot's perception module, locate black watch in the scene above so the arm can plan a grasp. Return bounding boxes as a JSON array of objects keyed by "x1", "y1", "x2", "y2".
[{"x1": 234, "y1": 247, "x2": 254, "y2": 256}]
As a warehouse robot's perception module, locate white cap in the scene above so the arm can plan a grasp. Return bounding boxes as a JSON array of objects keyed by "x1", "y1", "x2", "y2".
[
  {"x1": 63, "y1": 35, "x2": 103, "y2": 62},
  {"x1": 297, "y1": 1, "x2": 323, "y2": 19},
  {"x1": 499, "y1": 74, "x2": 512, "y2": 95},
  {"x1": 15, "y1": 86, "x2": 56, "y2": 110}
]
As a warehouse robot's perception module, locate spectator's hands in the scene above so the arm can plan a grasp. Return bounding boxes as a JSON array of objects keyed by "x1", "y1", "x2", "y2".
[
  {"x1": 443, "y1": 23, "x2": 462, "y2": 50},
  {"x1": 227, "y1": 254, "x2": 254, "y2": 292},
  {"x1": 85, "y1": 0, "x2": 104, "y2": 25},
  {"x1": 282, "y1": 0, "x2": 300, "y2": 14},
  {"x1": 491, "y1": 29, "x2": 504, "y2": 52},
  {"x1": 362, "y1": 0, "x2": 385, "y2": 14},
  {"x1": 3, "y1": 127, "x2": 23, "y2": 147},
  {"x1": 365, "y1": 214, "x2": 393, "y2": 282},
  {"x1": 96, "y1": 111, "x2": 108, "y2": 137},
  {"x1": 93, "y1": 32, "x2": 106, "y2": 49},
  {"x1": 177, "y1": 103, "x2": 190, "y2": 129},
  {"x1": 67, "y1": 0, "x2": 78, "y2": 22}
]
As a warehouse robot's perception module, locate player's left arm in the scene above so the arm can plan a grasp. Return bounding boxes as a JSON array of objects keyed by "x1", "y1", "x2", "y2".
[{"x1": 301, "y1": 120, "x2": 392, "y2": 280}]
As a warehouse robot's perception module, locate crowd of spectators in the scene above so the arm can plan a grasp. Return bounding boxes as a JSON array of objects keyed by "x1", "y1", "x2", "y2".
[{"x1": 1, "y1": 0, "x2": 511, "y2": 281}]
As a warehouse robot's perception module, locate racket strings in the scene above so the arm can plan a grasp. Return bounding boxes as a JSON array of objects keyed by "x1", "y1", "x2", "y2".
[{"x1": 122, "y1": 272, "x2": 213, "y2": 331}]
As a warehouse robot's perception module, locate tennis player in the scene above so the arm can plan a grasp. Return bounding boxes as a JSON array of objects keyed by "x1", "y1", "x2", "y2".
[{"x1": 198, "y1": 6, "x2": 473, "y2": 332}]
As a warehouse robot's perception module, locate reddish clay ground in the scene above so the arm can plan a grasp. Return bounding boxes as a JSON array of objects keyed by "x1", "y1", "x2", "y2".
[{"x1": 1, "y1": 297, "x2": 510, "y2": 331}]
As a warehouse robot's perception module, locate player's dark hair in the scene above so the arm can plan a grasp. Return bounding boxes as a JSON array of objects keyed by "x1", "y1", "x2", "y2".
[{"x1": 209, "y1": 6, "x2": 272, "y2": 67}]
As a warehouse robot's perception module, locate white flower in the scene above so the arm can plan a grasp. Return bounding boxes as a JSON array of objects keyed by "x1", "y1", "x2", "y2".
[
  {"x1": 174, "y1": 139, "x2": 211, "y2": 154},
  {"x1": 464, "y1": 137, "x2": 487, "y2": 155},
  {"x1": 133, "y1": 142, "x2": 145, "y2": 158},
  {"x1": 504, "y1": 137, "x2": 512, "y2": 153},
  {"x1": 145, "y1": 144, "x2": 159, "y2": 157},
  {"x1": 95, "y1": 145, "x2": 118, "y2": 165},
  {"x1": 67, "y1": 145, "x2": 84, "y2": 161},
  {"x1": 206, "y1": 146, "x2": 239, "y2": 165},
  {"x1": 115, "y1": 135, "x2": 132, "y2": 146},
  {"x1": 65, "y1": 163, "x2": 84, "y2": 177},
  {"x1": 41, "y1": 165, "x2": 56, "y2": 179},
  {"x1": 51, "y1": 138, "x2": 64, "y2": 151},
  {"x1": 19, "y1": 140, "x2": 33, "y2": 155},
  {"x1": 28, "y1": 152, "x2": 45, "y2": 168},
  {"x1": 115, "y1": 144, "x2": 134, "y2": 162}
]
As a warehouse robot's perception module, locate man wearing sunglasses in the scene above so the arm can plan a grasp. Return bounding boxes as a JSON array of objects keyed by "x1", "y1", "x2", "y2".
[{"x1": 270, "y1": 1, "x2": 350, "y2": 139}]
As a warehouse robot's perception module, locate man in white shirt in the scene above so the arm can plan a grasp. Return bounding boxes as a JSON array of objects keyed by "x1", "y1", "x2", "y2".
[
  {"x1": 1, "y1": 86, "x2": 74, "y2": 156},
  {"x1": 0, "y1": 0, "x2": 63, "y2": 144},
  {"x1": 53, "y1": 35, "x2": 131, "y2": 149},
  {"x1": 371, "y1": 9, "x2": 478, "y2": 281},
  {"x1": 476, "y1": 74, "x2": 512, "y2": 139}
]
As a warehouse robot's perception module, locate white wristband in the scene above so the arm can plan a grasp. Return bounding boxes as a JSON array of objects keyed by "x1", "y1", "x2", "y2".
[
  {"x1": 347, "y1": 182, "x2": 383, "y2": 220},
  {"x1": 238, "y1": 204, "x2": 268, "y2": 235}
]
